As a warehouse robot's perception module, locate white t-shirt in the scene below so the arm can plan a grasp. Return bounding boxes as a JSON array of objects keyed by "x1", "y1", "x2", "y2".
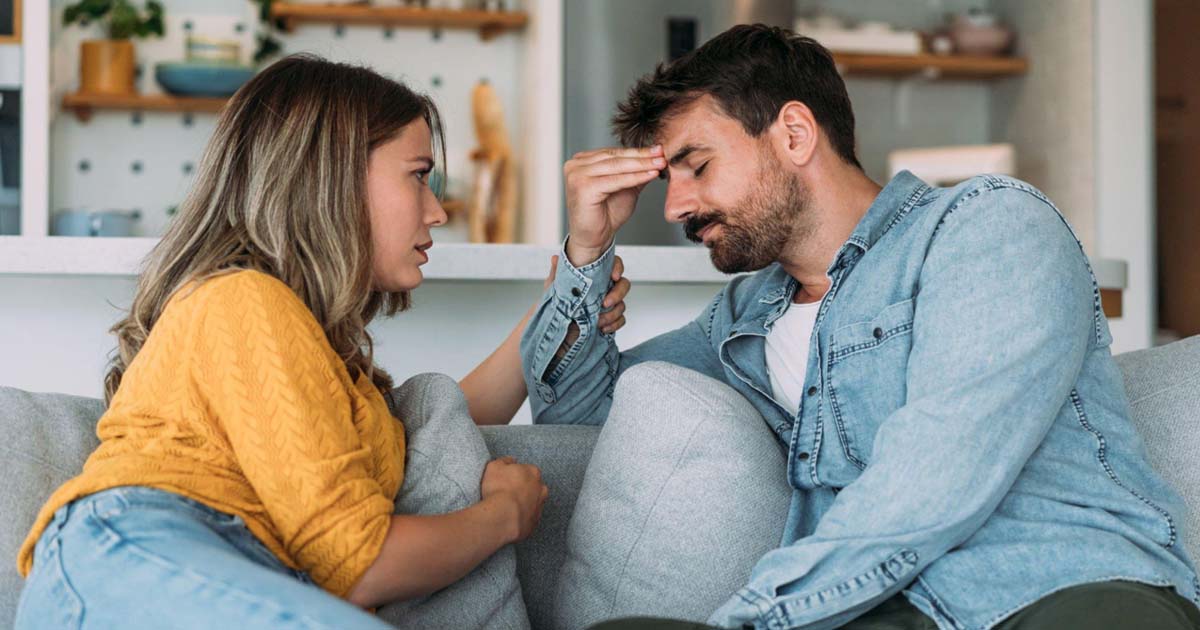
[{"x1": 765, "y1": 300, "x2": 821, "y2": 415}]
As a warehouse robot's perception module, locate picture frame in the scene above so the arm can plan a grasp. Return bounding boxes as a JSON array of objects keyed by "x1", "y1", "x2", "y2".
[{"x1": 0, "y1": 0, "x2": 20, "y2": 44}]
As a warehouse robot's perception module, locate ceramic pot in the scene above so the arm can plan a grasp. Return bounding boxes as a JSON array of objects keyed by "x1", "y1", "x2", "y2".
[{"x1": 79, "y1": 40, "x2": 137, "y2": 95}]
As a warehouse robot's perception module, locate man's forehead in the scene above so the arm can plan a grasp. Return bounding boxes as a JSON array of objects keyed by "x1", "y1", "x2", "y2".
[{"x1": 655, "y1": 96, "x2": 742, "y2": 155}]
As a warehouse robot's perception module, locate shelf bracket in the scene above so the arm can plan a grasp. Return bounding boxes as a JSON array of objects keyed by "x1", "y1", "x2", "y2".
[
  {"x1": 70, "y1": 106, "x2": 94, "y2": 123},
  {"x1": 480, "y1": 23, "x2": 502, "y2": 41}
]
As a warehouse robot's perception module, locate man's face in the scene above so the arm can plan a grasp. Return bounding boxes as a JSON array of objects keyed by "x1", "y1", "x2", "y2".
[{"x1": 658, "y1": 96, "x2": 807, "y2": 274}]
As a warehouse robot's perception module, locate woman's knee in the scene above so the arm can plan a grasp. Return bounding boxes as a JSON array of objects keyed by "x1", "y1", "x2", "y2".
[{"x1": 394, "y1": 374, "x2": 490, "y2": 514}]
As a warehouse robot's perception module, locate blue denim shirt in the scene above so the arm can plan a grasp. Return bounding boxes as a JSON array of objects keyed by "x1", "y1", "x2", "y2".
[{"x1": 520, "y1": 171, "x2": 1200, "y2": 630}]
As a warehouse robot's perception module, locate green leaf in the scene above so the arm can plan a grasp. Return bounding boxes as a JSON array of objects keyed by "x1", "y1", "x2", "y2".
[
  {"x1": 254, "y1": 33, "x2": 283, "y2": 64},
  {"x1": 64, "y1": 0, "x2": 116, "y2": 26},
  {"x1": 65, "y1": 0, "x2": 165, "y2": 39}
]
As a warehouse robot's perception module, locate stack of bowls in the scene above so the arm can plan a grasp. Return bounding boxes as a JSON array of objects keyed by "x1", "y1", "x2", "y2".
[{"x1": 155, "y1": 36, "x2": 257, "y2": 98}]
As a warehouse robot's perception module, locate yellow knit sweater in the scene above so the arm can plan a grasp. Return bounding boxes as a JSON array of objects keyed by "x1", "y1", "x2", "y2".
[{"x1": 16, "y1": 270, "x2": 405, "y2": 598}]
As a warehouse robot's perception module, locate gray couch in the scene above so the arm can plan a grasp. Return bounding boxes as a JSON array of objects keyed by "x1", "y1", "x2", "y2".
[{"x1": 3, "y1": 336, "x2": 1198, "y2": 629}]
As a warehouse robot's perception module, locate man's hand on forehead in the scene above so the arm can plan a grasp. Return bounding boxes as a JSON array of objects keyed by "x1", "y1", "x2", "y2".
[{"x1": 562, "y1": 144, "x2": 666, "y2": 266}]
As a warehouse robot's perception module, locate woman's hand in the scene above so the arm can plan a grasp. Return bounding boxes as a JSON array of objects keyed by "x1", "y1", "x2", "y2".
[
  {"x1": 460, "y1": 255, "x2": 632, "y2": 426},
  {"x1": 349, "y1": 456, "x2": 549, "y2": 606},
  {"x1": 543, "y1": 254, "x2": 632, "y2": 335},
  {"x1": 481, "y1": 456, "x2": 548, "y2": 543}
]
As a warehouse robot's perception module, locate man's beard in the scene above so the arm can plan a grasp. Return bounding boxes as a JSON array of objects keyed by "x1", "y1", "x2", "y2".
[{"x1": 683, "y1": 167, "x2": 808, "y2": 274}]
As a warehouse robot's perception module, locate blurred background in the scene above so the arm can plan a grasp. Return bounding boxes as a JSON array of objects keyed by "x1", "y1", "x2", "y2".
[{"x1": 0, "y1": 0, "x2": 1193, "y2": 422}]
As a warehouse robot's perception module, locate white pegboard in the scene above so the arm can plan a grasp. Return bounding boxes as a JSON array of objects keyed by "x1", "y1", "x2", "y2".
[{"x1": 49, "y1": 1, "x2": 526, "y2": 240}]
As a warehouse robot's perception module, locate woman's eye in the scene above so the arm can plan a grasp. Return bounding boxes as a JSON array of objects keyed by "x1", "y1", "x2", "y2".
[
  {"x1": 695, "y1": 161, "x2": 709, "y2": 178},
  {"x1": 415, "y1": 170, "x2": 431, "y2": 183}
]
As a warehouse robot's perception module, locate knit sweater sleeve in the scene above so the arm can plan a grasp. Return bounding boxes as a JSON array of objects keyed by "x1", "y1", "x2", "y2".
[{"x1": 190, "y1": 271, "x2": 393, "y2": 598}]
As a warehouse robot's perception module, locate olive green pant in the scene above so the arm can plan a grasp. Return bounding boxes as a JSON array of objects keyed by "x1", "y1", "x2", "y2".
[{"x1": 587, "y1": 580, "x2": 1200, "y2": 630}]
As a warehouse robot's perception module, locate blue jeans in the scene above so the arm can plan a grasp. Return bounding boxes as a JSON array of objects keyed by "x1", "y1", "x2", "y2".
[{"x1": 14, "y1": 485, "x2": 392, "y2": 629}]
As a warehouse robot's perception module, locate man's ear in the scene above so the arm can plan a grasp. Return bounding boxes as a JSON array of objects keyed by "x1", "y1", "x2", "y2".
[{"x1": 773, "y1": 101, "x2": 818, "y2": 168}]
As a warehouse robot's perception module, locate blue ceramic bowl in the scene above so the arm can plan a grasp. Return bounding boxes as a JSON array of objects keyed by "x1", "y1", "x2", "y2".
[{"x1": 155, "y1": 62, "x2": 257, "y2": 98}]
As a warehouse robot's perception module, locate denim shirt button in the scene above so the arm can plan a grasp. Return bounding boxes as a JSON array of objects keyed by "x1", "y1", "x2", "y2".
[
  {"x1": 570, "y1": 287, "x2": 582, "y2": 298},
  {"x1": 798, "y1": 451, "x2": 811, "y2": 460},
  {"x1": 873, "y1": 327, "x2": 884, "y2": 339},
  {"x1": 806, "y1": 386, "x2": 818, "y2": 396}
]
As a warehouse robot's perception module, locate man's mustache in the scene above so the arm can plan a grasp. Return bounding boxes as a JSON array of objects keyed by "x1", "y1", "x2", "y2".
[{"x1": 684, "y1": 212, "x2": 727, "y2": 243}]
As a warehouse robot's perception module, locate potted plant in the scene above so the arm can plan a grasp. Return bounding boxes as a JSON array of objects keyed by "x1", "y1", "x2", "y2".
[{"x1": 64, "y1": 1, "x2": 165, "y2": 95}]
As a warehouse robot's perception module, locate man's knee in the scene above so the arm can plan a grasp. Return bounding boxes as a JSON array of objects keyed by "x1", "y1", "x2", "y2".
[{"x1": 999, "y1": 581, "x2": 1200, "y2": 630}]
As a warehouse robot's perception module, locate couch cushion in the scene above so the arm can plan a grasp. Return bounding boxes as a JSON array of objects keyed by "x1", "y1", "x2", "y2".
[
  {"x1": 377, "y1": 373, "x2": 530, "y2": 630},
  {"x1": 552, "y1": 362, "x2": 794, "y2": 629},
  {"x1": 1115, "y1": 335, "x2": 1200, "y2": 567},
  {"x1": 482, "y1": 424, "x2": 599, "y2": 630},
  {"x1": 0, "y1": 387, "x2": 104, "y2": 625}
]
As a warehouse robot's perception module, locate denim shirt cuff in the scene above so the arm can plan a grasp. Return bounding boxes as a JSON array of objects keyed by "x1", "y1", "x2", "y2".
[
  {"x1": 552, "y1": 236, "x2": 616, "y2": 318},
  {"x1": 709, "y1": 586, "x2": 776, "y2": 630}
]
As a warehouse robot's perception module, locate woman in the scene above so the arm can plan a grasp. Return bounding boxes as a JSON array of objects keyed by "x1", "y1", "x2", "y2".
[{"x1": 13, "y1": 55, "x2": 630, "y2": 629}]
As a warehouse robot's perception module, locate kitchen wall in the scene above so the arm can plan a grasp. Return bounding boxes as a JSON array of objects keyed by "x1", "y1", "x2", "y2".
[
  {"x1": 49, "y1": 0, "x2": 524, "y2": 240},
  {"x1": 797, "y1": 0, "x2": 995, "y2": 183},
  {"x1": 990, "y1": 0, "x2": 1096, "y2": 253}
]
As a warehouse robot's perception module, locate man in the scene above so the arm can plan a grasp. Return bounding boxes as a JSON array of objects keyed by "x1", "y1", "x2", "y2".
[{"x1": 520, "y1": 25, "x2": 1200, "y2": 630}]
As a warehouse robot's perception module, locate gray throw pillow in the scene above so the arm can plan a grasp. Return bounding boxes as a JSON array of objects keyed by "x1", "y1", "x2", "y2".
[
  {"x1": 1115, "y1": 335, "x2": 1200, "y2": 565},
  {"x1": 553, "y1": 362, "x2": 793, "y2": 629},
  {"x1": 377, "y1": 373, "x2": 530, "y2": 630}
]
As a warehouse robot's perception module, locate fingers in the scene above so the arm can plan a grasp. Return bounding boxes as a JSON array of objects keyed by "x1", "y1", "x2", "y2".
[
  {"x1": 599, "y1": 302, "x2": 627, "y2": 333},
  {"x1": 587, "y1": 170, "x2": 660, "y2": 196},
  {"x1": 496, "y1": 456, "x2": 517, "y2": 465},
  {"x1": 575, "y1": 156, "x2": 667, "y2": 179},
  {"x1": 611, "y1": 255, "x2": 624, "y2": 282},
  {"x1": 602, "y1": 277, "x2": 631, "y2": 309},
  {"x1": 544, "y1": 255, "x2": 559, "y2": 289},
  {"x1": 571, "y1": 145, "x2": 663, "y2": 165}
]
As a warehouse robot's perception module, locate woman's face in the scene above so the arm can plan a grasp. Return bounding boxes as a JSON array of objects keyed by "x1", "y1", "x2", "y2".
[{"x1": 367, "y1": 119, "x2": 448, "y2": 292}]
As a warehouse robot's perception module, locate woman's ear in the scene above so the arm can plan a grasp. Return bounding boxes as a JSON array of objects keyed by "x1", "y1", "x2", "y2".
[{"x1": 774, "y1": 101, "x2": 819, "y2": 168}]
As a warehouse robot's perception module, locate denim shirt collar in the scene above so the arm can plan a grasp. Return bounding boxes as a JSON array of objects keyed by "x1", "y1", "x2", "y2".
[
  {"x1": 736, "y1": 170, "x2": 931, "y2": 333},
  {"x1": 833, "y1": 170, "x2": 930, "y2": 273}
]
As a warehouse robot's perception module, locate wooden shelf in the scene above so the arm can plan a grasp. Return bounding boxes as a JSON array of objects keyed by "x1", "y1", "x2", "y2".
[
  {"x1": 270, "y1": 3, "x2": 529, "y2": 41},
  {"x1": 832, "y1": 52, "x2": 1028, "y2": 79},
  {"x1": 62, "y1": 92, "x2": 227, "y2": 122}
]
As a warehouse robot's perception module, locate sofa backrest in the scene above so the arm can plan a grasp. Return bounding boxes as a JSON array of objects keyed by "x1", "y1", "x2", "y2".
[
  {"x1": 1, "y1": 336, "x2": 1198, "y2": 625},
  {"x1": 0, "y1": 388, "x2": 103, "y2": 624},
  {"x1": 1114, "y1": 335, "x2": 1200, "y2": 566}
]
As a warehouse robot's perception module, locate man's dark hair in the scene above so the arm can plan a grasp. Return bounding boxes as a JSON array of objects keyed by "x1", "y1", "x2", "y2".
[{"x1": 612, "y1": 24, "x2": 861, "y2": 170}]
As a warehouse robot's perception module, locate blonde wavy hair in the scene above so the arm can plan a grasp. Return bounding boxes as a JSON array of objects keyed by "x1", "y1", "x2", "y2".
[{"x1": 104, "y1": 54, "x2": 445, "y2": 403}]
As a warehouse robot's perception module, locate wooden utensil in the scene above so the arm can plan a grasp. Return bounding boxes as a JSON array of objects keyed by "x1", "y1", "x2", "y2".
[{"x1": 468, "y1": 80, "x2": 518, "y2": 243}]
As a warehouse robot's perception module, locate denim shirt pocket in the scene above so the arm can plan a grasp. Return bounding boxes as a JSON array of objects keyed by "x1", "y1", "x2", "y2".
[{"x1": 827, "y1": 298, "x2": 916, "y2": 468}]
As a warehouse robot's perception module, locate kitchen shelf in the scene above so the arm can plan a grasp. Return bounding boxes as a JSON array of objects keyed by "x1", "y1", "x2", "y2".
[
  {"x1": 831, "y1": 52, "x2": 1028, "y2": 79},
  {"x1": 270, "y1": 2, "x2": 529, "y2": 41},
  {"x1": 62, "y1": 92, "x2": 228, "y2": 122}
]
